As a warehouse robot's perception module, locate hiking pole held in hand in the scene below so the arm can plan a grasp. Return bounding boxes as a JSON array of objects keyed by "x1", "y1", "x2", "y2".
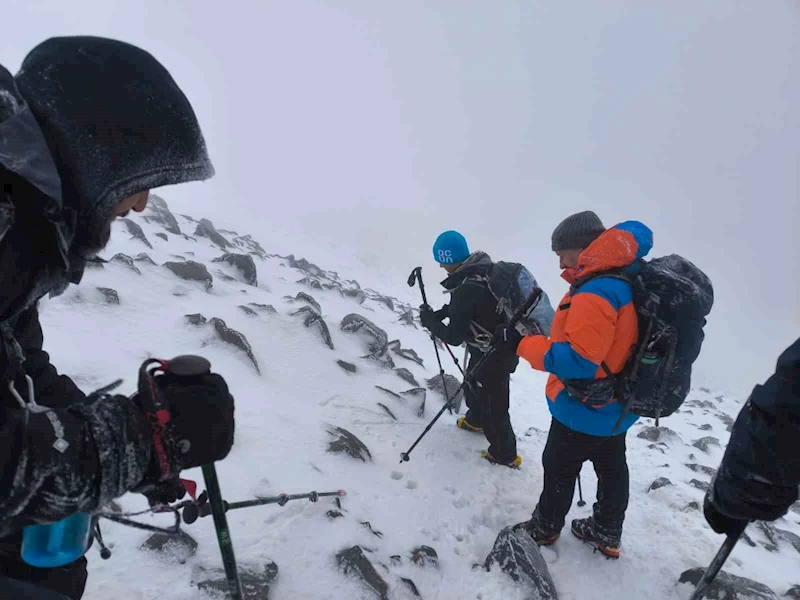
[
  {"x1": 689, "y1": 521, "x2": 748, "y2": 600},
  {"x1": 202, "y1": 464, "x2": 244, "y2": 600},
  {"x1": 183, "y1": 489, "x2": 347, "y2": 524},
  {"x1": 400, "y1": 288, "x2": 543, "y2": 463},
  {"x1": 408, "y1": 267, "x2": 455, "y2": 415}
]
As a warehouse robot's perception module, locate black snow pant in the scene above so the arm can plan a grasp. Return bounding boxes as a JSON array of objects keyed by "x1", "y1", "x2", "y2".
[
  {"x1": 464, "y1": 353, "x2": 517, "y2": 463},
  {"x1": 0, "y1": 536, "x2": 87, "y2": 600},
  {"x1": 534, "y1": 418, "x2": 629, "y2": 539}
]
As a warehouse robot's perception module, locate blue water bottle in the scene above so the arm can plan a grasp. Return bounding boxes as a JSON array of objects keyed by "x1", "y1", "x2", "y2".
[{"x1": 21, "y1": 512, "x2": 92, "y2": 568}]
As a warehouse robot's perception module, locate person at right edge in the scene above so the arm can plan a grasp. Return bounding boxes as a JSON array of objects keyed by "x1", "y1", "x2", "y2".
[
  {"x1": 703, "y1": 338, "x2": 800, "y2": 538},
  {"x1": 1, "y1": 37, "x2": 235, "y2": 599},
  {"x1": 515, "y1": 211, "x2": 654, "y2": 559}
]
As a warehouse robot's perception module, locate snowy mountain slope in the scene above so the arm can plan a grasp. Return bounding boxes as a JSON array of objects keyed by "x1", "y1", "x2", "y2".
[{"x1": 34, "y1": 197, "x2": 798, "y2": 599}]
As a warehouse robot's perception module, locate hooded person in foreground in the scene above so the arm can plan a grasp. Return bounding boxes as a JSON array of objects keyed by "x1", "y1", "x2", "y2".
[{"x1": 0, "y1": 37, "x2": 235, "y2": 599}]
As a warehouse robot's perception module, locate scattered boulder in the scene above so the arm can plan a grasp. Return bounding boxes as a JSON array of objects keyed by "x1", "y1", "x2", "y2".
[
  {"x1": 155, "y1": 232, "x2": 168, "y2": 242},
  {"x1": 97, "y1": 287, "x2": 120, "y2": 305},
  {"x1": 209, "y1": 318, "x2": 260, "y2": 374},
  {"x1": 648, "y1": 477, "x2": 673, "y2": 492},
  {"x1": 195, "y1": 560, "x2": 278, "y2": 600},
  {"x1": 121, "y1": 218, "x2": 153, "y2": 249},
  {"x1": 336, "y1": 546, "x2": 388, "y2": 600},
  {"x1": 683, "y1": 501, "x2": 700, "y2": 512},
  {"x1": 341, "y1": 287, "x2": 367, "y2": 304},
  {"x1": 648, "y1": 444, "x2": 666, "y2": 454},
  {"x1": 297, "y1": 276, "x2": 323, "y2": 290},
  {"x1": 368, "y1": 293, "x2": 394, "y2": 311},
  {"x1": 86, "y1": 256, "x2": 107, "y2": 269},
  {"x1": 402, "y1": 388, "x2": 427, "y2": 418},
  {"x1": 233, "y1": 234, "x2": 268, "y2": 257},
  {"x1": 377, "y1": 403, "x2": 397, "y2": 421},
  {"x1": 238, "y1": 305, "x2": 258, "y2": 316},
  {"x1": 340, "y1": 314, "x2": 389, "y2": 357},
  {"x1": 484, "y1": 526, "x2": 558, "y2": 600},
  {"x1": 686, "y1": 399, "x2": 716, "y2": 410},
  {"x1": 290, "y1": 292, "x2": 321, "y2": 313},
  {"x1": 110, "y1": 253, "x2": 141, "y2": 275},
  {"x1": 426, "y1": 374, "x2": 464, "y2": 411},
  {"x1": 186, "y1": 313, "x2": 207, "y2": 326},
  {"x1": 637, "y1": 426, "x2": 681, "y2": 444},
  {"x1": 143, "y1": 194, "x2": 182, "y2": 234},
  {"x1": 774, "y1": 527, "x2": 800, "y2": 555},
  {"x1": 688, "y1": 479, "x2": 711, "y2": 492},
  {"x1": 692, "y1": 437, "x2": 721, "y2": 453},
  {"x1": 134, "y1": 252, "x2": 157, "y2": 266},
  {"x1": 400, "y1": 578, "x2": 422, "y2": 598},
  {"x1": 248, "y1": 303, "x2": 277, "y2": 314},
  {"x1": 327, "y1": 426, "x2": 372, "y2": 462},
  {"x1": 686, "y1": 463, "x2": 717, "y2": 477},
  {"x1": 140, "y1": 530, "x2": 198, "y2": 564},
  {"x1": 397, "y1": 310, "x2": 417, "y2": 327},
  {"x1": 164, "y1": 261, "x2": 213, "y2": 291},
  {"x1": 699, "y1": 423, "x2": 713, "y2": 431},
  {"x1": 292, "y1": 306, "x2": 334, "y2": 350},
  {"x1": 678, "y1": 568, "x2": 778, "y2": 600},
  {"x1": 388, "y1": 340, "x2": 424, "y2": 367},
  {"x1": 786, "y1": 585, "x2": 800, "y2": 599},
  {"x1": 715, "y1": 412, "x2": 735, "y2": 429},
  {"x1": 285, "y1": 254, "x2": 324, "y2": 277},
  {"x1": 183, "y1": 234, "x2": 197, "y2": 242},
  {"x1": 375, "y1": 386, "x2": 403, "y2": 401},
  {"x1": 410, "y1": 545, "x2": 438, "y2": 567},
  {"x1": 171, "y1": 254, "x2": 187, "y2": 262},
  {"x1": 213, "y1": 253, "x2": 257, "y2": 286},
  {"x1": 194, "y1": 218, "x2": 233, "y2": 249},
  {"x1": 394, "y1": 368, "x2": 419, "y2": 387},
  {"x1": 337, "y1": 360, "x2": 357, "y2": 373},
  {"x1": 327, "y1": 510, "x2": 344, "y2": 520}
]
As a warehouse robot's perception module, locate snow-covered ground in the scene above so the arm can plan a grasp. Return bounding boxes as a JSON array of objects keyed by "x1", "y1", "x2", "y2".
[{"x1": 37, "y1": 197, "x2": 797, "y2": 599}]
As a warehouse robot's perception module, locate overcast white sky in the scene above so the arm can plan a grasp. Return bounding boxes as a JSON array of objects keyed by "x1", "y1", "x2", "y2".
[{"x1": 3, "y1": 0, "x2": 798, "y2": 391}]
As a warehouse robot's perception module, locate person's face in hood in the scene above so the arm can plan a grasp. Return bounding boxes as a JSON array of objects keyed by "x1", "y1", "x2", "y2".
[{"x1": 86, "y1": 189, "x2": 150, "y2": 256}]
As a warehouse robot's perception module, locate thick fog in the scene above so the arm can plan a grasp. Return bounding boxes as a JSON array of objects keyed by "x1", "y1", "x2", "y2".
[{"x1": 3, "y1": 0, "x2": 797, "y2": 391}]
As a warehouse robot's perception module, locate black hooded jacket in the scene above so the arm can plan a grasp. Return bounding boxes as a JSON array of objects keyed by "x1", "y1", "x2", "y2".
[{"x1": 0, "y1": 36, "x2": 214, "y2": 541}]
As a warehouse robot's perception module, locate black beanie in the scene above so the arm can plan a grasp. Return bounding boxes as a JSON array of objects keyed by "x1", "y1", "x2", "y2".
[
  {"x1": 15, "y1": 36, "x2": 214, "y2": 251},
  {"x1": 551, "y1": 211, "x2": 606, "y2": 251}
]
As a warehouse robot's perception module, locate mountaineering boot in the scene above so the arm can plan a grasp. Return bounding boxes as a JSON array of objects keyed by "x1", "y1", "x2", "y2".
[
  {"x1": 514, "y1": 509, "x2": 560, "y2": 546},
  {"x1": 481, "y1": 450, "x2": 522, "y2": 469},
  {"x1": 571, "y1": 517, "x2": 621, "y2": 559},
  {"x1": 456, "y1": 416, "x2": 483, "y2": 433}
]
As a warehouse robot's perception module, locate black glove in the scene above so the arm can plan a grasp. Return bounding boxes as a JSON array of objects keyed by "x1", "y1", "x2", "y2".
[
  {"x1": 145, "y1": 477, "x2": 187, "y2": 507},
  {"x1": 492, "y1": 323, "x2": 522, "y2": 349},
  {"x1": 134, "y1": 356, "x2": 235, "y2": 486},
  {"x1": 703, "y1": 494, "x2": 748, "y2": 536},
  {"x1": 419, "y1": 304, "x2": 438, "y2": 329}
]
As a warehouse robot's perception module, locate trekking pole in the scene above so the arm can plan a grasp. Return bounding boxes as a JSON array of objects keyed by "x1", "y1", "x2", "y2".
[
  {"x1": 576, "y1": 474, "x2": 586, "y2": 507},
  {"x1": 688, "y1": 522, "x2": 747, "y2": 600},
  {"x1": 183, "y1": 489, "x2": 347, "y2": 524},
  {"x1": 408, "y1": 267, "x2": 455, "y2": 414},
  {"x1": 442, "y1": 343, "x2": 466, "y2": 377},
  {"x1": 202, "y1": 464, "x2": 244, "y2": 600},
  {"x1": 400, "y1": 288, "x2": 543, "y2": 463}
]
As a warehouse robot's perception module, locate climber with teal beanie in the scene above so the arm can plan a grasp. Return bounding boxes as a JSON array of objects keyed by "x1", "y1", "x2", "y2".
[{"x1": 419, "y1": 231, "x2": 523, "y2": 468}]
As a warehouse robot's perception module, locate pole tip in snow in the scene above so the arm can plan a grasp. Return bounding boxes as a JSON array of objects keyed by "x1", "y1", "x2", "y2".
[{"x1": 400, "y1": 453, "x2": 410, "y2": 463}]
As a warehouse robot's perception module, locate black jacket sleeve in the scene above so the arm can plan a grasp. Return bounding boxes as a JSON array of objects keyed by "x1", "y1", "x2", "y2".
[
  {"x1": 427, "y1": 282, "x2": 484, "y2": 347},
  {"x1": 710, "y1": 337, "x2": 800, "y2": 522}
]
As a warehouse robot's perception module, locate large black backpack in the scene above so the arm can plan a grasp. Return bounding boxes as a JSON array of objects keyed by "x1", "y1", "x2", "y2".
[{"x1": 568, "y1": 254, "x2": 713, "y2": 432}]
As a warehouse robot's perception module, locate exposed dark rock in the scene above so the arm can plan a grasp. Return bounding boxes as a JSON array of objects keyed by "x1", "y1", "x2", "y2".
[
  {"x1": 678, "y1": 567, "x2": 778, "y2": 599},
  {"x1": 194, "y1": 218, "x2": 233, "y2": 249},
  {"x1": 400, "y1": 578, "x2": 422, "y2": 598},
  {"x1": 143, "y1": 194, "x2": 181, "y2": 234},
  {"x1": 340, "y1": 314, "x2": 389, "y2": 357},
  {"x1": 171, "y1": 254, "x2": 187, "y2": 262},
  {"x1": 292, "y1": 306, "x2": 334, "y2": 350},
  {"x1": 637, "y1": 426, "x2": 681, "y2": 443},
  {"x1": 327, "y1": 510, "x2": 344, "y2": 520},
  {"x1": 141, "y1": 530, "x2": 198, "y2": 564},
  {"x1": 341, "y1": 287, "x2": 367, "y2": 304},
  {"x1": 648, "y1": 477, "x2": 673, "y2": 492},
  {"x1": 368, "y1": 293, "x2": 394, "y2": 311},
  {"x1": 402, "y1": 388, "x2": 427, "y2": 418},
  {"x1": 164, "y1": 261, "x2": 213, "y2": 291},
  {"x1": 183, "y1": 234, "x2": 197, "y2": 242},
  {"x1": 238, "y1": 305, "x2": 258, "y2": 316},
  {"x1": 395, "y1": 368, "x2": 419, "y2": 387},
  {"x1": 290, "y1": 292, "x2": 321, "y2": 313},
  {"x1": 648, "y1": 444, "x2": 666, "y2": 454},
  {"x1": 375, "y1": 386, "x2": 403, "y2": 401},
  {"x1": 741, "y1": 532, "x2": 757, "y2": 547},
  {"x1": 195, "y1": 560, "x2": 278, "y2": 600},
  {"x1": 336, "y1": 546, "x2": 388, "y2": 600},
  {"x1": 774, "y1": 527, "x2": 800, "y2": 555},
  {"x1": 715, "y1": 412, "x2": 735, "y2": 429},
  {"x1": 688, "y1": 479, "x2": 710, "y2": 492},
  {"x1": 692, "y1": 437, "x2": 721, "y2": 453},
  {"x1": 484, "y1": 526, "x2": 558, "y2": 599},
  {"x1": 97, "y1": 287, "x2": 120, "y2": 305},
  {"x1": 376, "y1": 403, "x2": 397, "y2": 421},
  {"x1": 134, "y1": 252, "x2": 157, "y2": 266},
  {"x1": 686, "y1": 399, "x2": 716, "y2": 410},
  {"x1": 683, "y1": 501, "x2": 700, "y2": 512},
  {"x1": 397, "y1": 310, "x2": 417, "y2": 327},
  {"x1": 327, "y1": 426, "x2": 371, "y2": 462},
  {"x1": 121, "y1": 218, "x2": 152, "y2": 249},
  {"x1": 248, "y1": 303, "x2": 277, "y2": 314},
  {"x1": 213, "y1": 253, "x2": 258, "y2": 286},
  {"x1": 786, "y1": 585, "x2": 800, "y2": 599},
  {"x1": 297, "y1": 277, "x2": 323, "y2": 290},
  {"x1": 186, "y1": 313, "x2": 207, "y2": 326},
  {"x1": 361, "y1": 521, "x2": 383, "y2": 538},
  {"x1": 686, "y1": 463, "x2": 717, "y2": 477},
  {"x1": 85, "y1": 256, "x2": 107, "y2": 269},
  {"x1": 388, "y1": 340, "x2": 424, "y2": 367},
  {"x1": 425, "y1": 374, "x2": 464, "y2": 411},
  {"x1": 233, "y1": 234, "x2": 268, "y2": 257},
  {"x1": 284, "y1": 254, "x2": 324, "y2": 277},
  {"x1": 410, "y1": 546, "x2": 438, "y2": 567},
  {"x1": 337, "y1": 360, "x2": 357, "y2": 373},
  {"x1": 110, "y1": 253, "x2": 141, "y2": 275},
  {"x1": 209, "y1": 318, "x2": 260, "y2": 374},
  {"x1": 155, "y1": 232, "x2": 168, "y2": 241},
  {"x1": 699, "y1": 423, "x2": 713, "y2": 431}
]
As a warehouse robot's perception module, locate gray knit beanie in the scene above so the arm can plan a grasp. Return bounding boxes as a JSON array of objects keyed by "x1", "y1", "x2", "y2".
[{"x1": 551, "y1": 211, "x2": 606, "y2": 251}]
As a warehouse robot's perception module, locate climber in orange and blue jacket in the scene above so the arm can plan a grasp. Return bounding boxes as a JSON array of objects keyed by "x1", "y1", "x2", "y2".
[{"x1": 514, "y1": 210, "x2": 653, "y2": 560}]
